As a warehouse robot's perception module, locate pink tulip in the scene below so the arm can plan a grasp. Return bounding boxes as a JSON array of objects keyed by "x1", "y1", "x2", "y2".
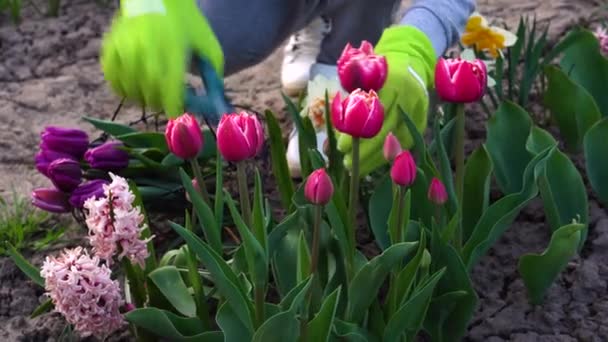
[
  {"x1": 337, "y1": 41, "x2": 388, "y2": 93},
  {"x1": 383, "y1": 132, "x2": 402, "y2": 162},
  {"x1": 165, "y1": 113, "x2": 203, "y2": 160},
  {"x1": 390, "y1": 150, "x2": 417, "y2": 187},
  {"x1": 428, "y1": 177, "x2": 448, "y2": 205},
  {"x1": 217, "y1": 112, "x2": 265, "y2": 162},
  {"x1": 304, "y1": 168, "x2": 334, "y2": 205},
  {"x1": 435, "y1": 58, "x2": 487, "y2": 103},
  {"x1": 331, "y1": 89, "x2": 384, "y2": 138}
]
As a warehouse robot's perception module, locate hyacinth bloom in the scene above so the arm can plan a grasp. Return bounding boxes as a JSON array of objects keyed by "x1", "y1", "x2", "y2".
[
  {"x1": 84, "y1": 173, "x2": 150, "y2": 267},
  {"x1": 217, "y1": 112, "x2": 265, "y2": 162},
  {"x1": 383, "y1": 132, "x2": 402, "y2": 162},
  {"x1": 435, "y1": 58, "x2": 487, "y2": 103},
  {"x1": 390, "y1": 150, "x2": 417, "y2": 187},
  {"x1": 594, "y1": 27, "x2": 608, "y2": 56},
  {"x1": 331, "y1": 89, "x2": 384, "y2": 138},
  {"x1": 32, "y1": 188, "x2": 71, "y2": 213},
  {"x1": 461, "y1": 12, "x2": 517, "y2": 58},
  {"x1": 337, "y1": 40, "x2": 388, "y2": 92},
  {"x1": 35, "y1": 149, "x2": 75, "y2": 177},
  {"x1": 428, "y1": 177, "x2": 448, "y2": 205},
  {"x1": 304, "y1": 168, "x2": 334, "y2": 205},
  {"x1": 165, "y1": 113, "x2": 203, "y2": 160},
  {"x1": 69, "y1": 179, "x2": 110, "y2": 208},
  {"x1": 85, "y1": 141, "x2": 129, "y2": 170},
  {"x1": 41, "y1": 247, "x2": 124, "y2": 338},
  {"x1": 47, "y1": 158, "x2": 82, "y2": 192},
  {"x1": 40, "y1": 126, "x2": 89, "y2": 159}
]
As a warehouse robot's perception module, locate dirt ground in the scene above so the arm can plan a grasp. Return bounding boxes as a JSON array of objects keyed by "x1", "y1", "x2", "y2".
[{"x1": 0, "y1": 0, "x2": 607, "y2": 341}]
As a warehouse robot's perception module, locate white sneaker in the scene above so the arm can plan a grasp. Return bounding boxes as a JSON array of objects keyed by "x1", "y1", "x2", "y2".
[
  {"x1": 281, "y1": 17, "x2": 332, "y2": 96},
  {"x1": 286, "y1": 128, "x2": 328, "y2": 179}
]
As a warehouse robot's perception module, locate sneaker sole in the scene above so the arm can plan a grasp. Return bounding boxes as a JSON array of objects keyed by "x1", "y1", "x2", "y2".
[{"x1": 282, "y1": 85, "x2": 306, "y2": 97}]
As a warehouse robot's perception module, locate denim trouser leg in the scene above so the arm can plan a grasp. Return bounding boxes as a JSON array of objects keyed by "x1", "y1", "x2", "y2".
[{"x1": 197, "y1": 0, "x2": 400, "y2": 75}]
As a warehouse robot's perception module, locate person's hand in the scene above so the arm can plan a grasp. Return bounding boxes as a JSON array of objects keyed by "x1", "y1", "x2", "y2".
[
  {"x1": 100, "y1": 0, "x2": 224, "y2": 118},
  {"x1": 337, "y1": 26, "x2": 436, "y2": 176}
]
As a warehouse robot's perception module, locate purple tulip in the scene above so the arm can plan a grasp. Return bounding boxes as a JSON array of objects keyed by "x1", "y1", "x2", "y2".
[
  {"x1": 32, "y1": 188, "x2": 71, "y2": 213},
  {"x1": 69, "y1": 179, "x2": 109, "y2": 208},
  {"x1": 47, "y1": 158, "x2": 82, "y2": 192},
  {"x1": 85, "y1": 142, "x2": 129, "y2": 171},
  {"x1": 35, "y1": 149, "x2": 75, "y2": 177},
  {"x1": 40, "y1": 126, "x2": 89, "y2": 159}
]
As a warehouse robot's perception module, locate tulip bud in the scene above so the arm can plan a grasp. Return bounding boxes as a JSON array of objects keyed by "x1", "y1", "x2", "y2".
[
  {"x1": 383, "y1": 132, "x2": 402, "y2": 162},
  {"x1": 32, "y1": 188, "x2": 71, "y2": 213},
  {"x1": 69, "y1": 179, "x2": 109, "y2": 208},
  {"x1": 35, "y1": 149, "x2": 75, "y2": 177},
  {"x1": 428, "y1": 177, "x2": 448, "y2": 205},
  {"x1": 165, "y1": 113, "x2": 204, "y2": 160},
  {"x1": 124, "y1": 303, "x2": 136, "y2": 313},
  {"x1": 47, "y1": 158, "x2": 82, "y2": 192},
  {"x1": 331, "y1": 89, "x2": 384, "y2": 138},
  {"x1": 186, "y1": 178, "x2": 202, "y2": 202},
  {"x1": 217, "y1": 112, "x2": 265, "y2": 162},
  {"x1": 40, "y1": 126, "x2": 89, "y2": 159},
  {"x1": 390, "y1": 150, "x2": 417, "y2": 187},
  {"x1": 337, "y1": 41, "x2": 388, "y2": 93},
  {"x1": 304, "y1": 168, "x2": 334, "y2": 205},
  {"x1": 434, "y1": 58, "x2": 487, "y2": 103},
  {"x1": 85, "y1": 141, "x2": 129, "y2": 171}
]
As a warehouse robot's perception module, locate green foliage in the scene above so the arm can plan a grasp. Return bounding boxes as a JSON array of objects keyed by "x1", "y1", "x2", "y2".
[{"x1": 0, "y1": 192, "x2": 64, "y2": 255}]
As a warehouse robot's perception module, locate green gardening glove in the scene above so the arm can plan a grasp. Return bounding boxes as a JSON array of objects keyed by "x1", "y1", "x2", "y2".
[
  {"x1": 100, "y1": 0, "x2": 224, "y2": 118},
  {"x1": 338, "y1": 26, "x2": 436, "y2": 176}
]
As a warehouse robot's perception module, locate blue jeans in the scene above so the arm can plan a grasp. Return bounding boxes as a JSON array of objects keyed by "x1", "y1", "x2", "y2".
[{"x1": 197, "y1": 0, "x2": 401, "y2": 75}]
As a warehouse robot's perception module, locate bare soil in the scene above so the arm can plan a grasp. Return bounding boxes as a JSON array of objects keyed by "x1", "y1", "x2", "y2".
[{"x1": 0, "y1": 0, "x2": 606, "y2": 341}]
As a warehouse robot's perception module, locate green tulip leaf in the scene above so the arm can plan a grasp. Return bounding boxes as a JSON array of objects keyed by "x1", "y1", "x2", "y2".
[
  {"x1": 83, "y1": 116, "x2": 137, "y2": 136},
  {"x1": 306, "y1": 287, "x2": 341, "y2": 342},
  {"x1": 116, "y1": 131, "x2": 168, "y2": 153},
  {"x1": 30, "y1": 299, "x2": 53, "y2": 319},
  {"x1": 125, "y1": 307, "x2": 223, "y2": 341},
  {"x1": 279, "y1": 276, "x2": 313, "y2": 314},
  {"x1": 486, "y1": 101, "x2": 534, "y2": 194},
  {"x1": 265, "y1": 110, "x2": 295, "y2": 211},
  {"x1": 179, "y1": 168, "x2": 223, "y2": 254},
  {"x1": 252, "y1": 310, "x2": 300, "y2": 342},
  {"x1": 434, "y1": 118, "x2": 458, "y2": 214},
  {"x1": 584, "y1": 118, "x2": 608, "y2": 207},
  {"x1": 424, "y1": 243, "x2": 477, "y2": 341},
  {"x1": 383, "y1": 268, "x2": 445, "y2": 342},
  {"x1": 559, "y1": 29, "x2": 608, "y2": 117},
  {"x1": 169, "y1": 222, "x2": 255, "y2": 333},
  {"x1": 518, "y1": 223, "x2": 584, "y2": 304},
  {"x1": 226, "y1": 191, "x2": 268, "y2": 288},
  {"x1": 463, "y1": 147, "x2": 553, "y2": 268},
  {"x1": 334, "y1": 319, "x2": 378, "y2": 342},
  {"x1": 462, "y1": 146, "x2": 493, "y2": 241},
  {"x1": 217, "y1": 301, "x2": 253, "y2": 342},
  {"x1": 543, "y1": 65, "x2": 601, "y2": 151},
  {"x1": 6, "y1": 244, "x2": 44, "y2": 287},
  {"x1": 526, "y1": 126, "x2": 557, "y2": 155},
  {"x1": 297, "y1": 231, "x2": 311, "y2": 283},
  {"x1": 148, "y1": 266, "x2": 196, "y2": 317},
  {"x1": 368, "y1": 174, "x2": 393, "y2": 250},
  {"x1": 347, "y1": 242, "x2": 418, "y2": 322},
  {"x1": 214, "y1": 152, "x2": 225, "y2": 229}
]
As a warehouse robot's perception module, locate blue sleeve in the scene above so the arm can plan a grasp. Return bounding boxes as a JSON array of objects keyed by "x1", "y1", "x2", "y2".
[{"x1": 399, "y1": 0, "x2": 476, "y2": 57}]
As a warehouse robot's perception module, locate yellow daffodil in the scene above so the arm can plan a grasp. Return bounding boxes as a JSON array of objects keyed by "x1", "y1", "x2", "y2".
[{"x1": 461, "y1": 12, "x2": 517, "y2": 58}]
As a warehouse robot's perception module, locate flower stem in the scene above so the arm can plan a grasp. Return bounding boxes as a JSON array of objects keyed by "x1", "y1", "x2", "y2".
[
  {"x1": 453, "y1": 104, "x2": 465, "y2": 248},
  {"x1": 236, "y1": 162, "x2": 252, "y2": 227},
  {"x1": 190, "y1": 159, "x2": 211, "y2": 205},
  {"x1": 395, "y1": 186, "x2": 406, "y2": 244},
  {"x1": 347, "y1": 137, "x2": 361, "y2": 278},
  {"x1": 310, "y1": 205, "x2": 323, "y2": 276},
  {"x1": 186, "y1": 213, "x2": 212, "y2": 330},
  {"x1": 254, "y1": 286, "x2": 265, "y2": 328}
]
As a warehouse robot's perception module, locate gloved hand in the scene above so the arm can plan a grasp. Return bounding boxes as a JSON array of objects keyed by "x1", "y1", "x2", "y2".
[
  {"x1": 100, "y1": 0, "x2": 225, "y2": 118},
  {"x1": 337, "y1": 26, "x2": 436, "y2": 176}
]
